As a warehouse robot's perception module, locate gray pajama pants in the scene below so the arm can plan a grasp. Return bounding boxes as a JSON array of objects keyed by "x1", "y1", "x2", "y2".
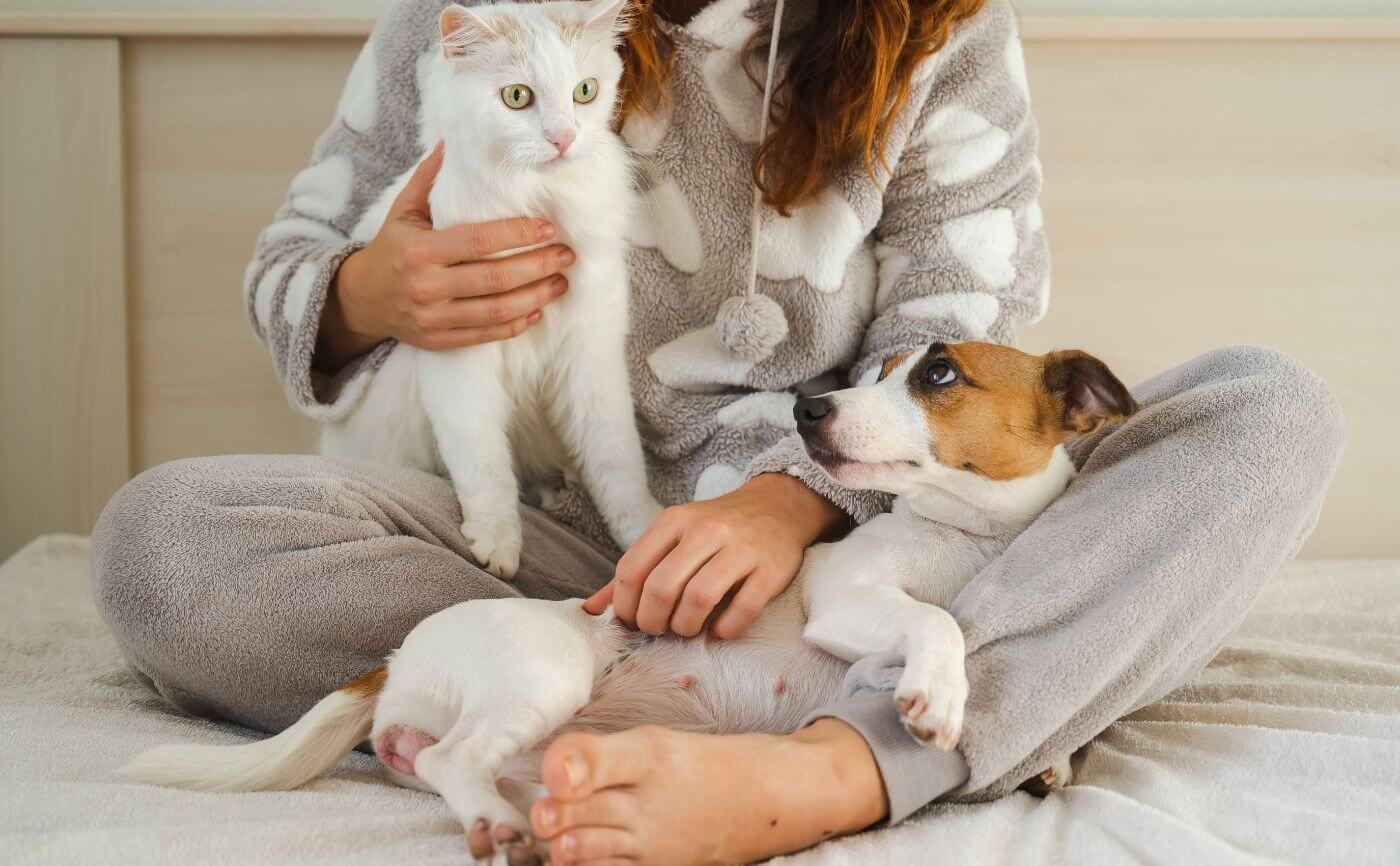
[{"x1": 91, "y1": 346, "x2": 1346, "y2": 823}]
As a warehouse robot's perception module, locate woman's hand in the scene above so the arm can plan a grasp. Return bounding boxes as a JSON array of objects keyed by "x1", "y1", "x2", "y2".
[
  {"x1": 584, "y1": 474, "x2": 849, "y2": 639},
  {"x1": 316, "y1": 143, "x2": 576, "y2": 371}
]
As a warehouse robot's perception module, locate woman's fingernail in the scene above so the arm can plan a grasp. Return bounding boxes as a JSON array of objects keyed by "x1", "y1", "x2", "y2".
[
  {"x1": 539, "y1": 805, "x2": 556, "y2": 829},
  {"x1": 558, "y1": 248, "x2": 576, "y2": 267},
  {"x1": 528, "y1": 311, "x2": 543, "y2": 324},
  {"x1": 558, "y1": 833, "x2": 577, "y2": 855},
  {"x1": 537, "y1": 221, "x2": 556, "y2": 241},
  {"x1": 562, "y1": 751, "x2": 588, "y2": 790},
  {"x1": 551, "y1": 276, "x2": 569, "y2": 294}
]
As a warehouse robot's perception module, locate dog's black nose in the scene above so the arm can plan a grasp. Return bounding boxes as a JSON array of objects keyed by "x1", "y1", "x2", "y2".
[{"x1": 794, "y1": 397, "x2": 832, "y2": 430}]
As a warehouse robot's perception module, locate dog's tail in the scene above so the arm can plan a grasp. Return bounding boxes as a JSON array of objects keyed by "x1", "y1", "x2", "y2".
[{"x1": 118, "y1": 666, "x2": 386, "y2": 792}]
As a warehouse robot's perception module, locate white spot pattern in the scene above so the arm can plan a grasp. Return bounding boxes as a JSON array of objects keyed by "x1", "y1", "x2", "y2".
[
  {"x1": 701, "y1": 49, "x2": 761, "y2": 143},
  {"x1": 874, "y1": 244, "x2": 911, "y2": 312},
  {"x1": 630, "y1": 176, "x2": 703, "y2": 274},
  {"x1": 254, "y1": 261, "x2": 289, "y2": 336},
  {"x1": 896, "y1": 292, "x2": 1001, "y2": 340},
  {"x1": 716, "y1": 392, "x2": 798, "y2": 431},
  {"x1": 756, "y1": 188, "x2": 865, "y2": 293},
  {"x1": 921, "y1": 107, "x2": 1010, "y2": 186},
  {"x1": 290, "y1": 156, "x2": 354, "y2": 222},
  {"x1": 262, "y1": 218, "x2": 345, "y2": 246},
  {"x1": 648, "y1": 325, "x2": 756, "y2": 392},
  {"x1": 944, "y1": 208, "x2": 1017, "y2": 290},
  {"x1": 337, "y1": 42, "x2": 379, "y2": 133},
  {"x1": 280, "y1": 263, "x2": 319, "y2": 330},
  {"x1": 694, "y1": 464, "x2": 745, "y2": 501}
]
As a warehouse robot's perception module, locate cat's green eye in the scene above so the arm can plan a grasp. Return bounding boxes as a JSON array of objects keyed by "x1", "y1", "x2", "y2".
[
  {"x1": 573, "y1": 77, "x2": 598, "y2": 104},
  {"x1": 501, "y1": 84, "x2": 533, "y2": 109}
]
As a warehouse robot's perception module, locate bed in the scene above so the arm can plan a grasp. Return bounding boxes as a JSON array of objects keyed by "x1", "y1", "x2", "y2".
[{"x1": 3, "y1": 535, "x2": 1397, "y2": 865}]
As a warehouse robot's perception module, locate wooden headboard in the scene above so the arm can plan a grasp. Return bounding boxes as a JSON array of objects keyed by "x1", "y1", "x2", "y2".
[{"x1": 2, "y1": 15, "x2": 1397, "y2": 558}]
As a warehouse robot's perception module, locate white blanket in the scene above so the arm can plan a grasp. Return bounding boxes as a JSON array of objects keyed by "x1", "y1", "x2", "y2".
[{"x1": 2, "y1": 536, "x2": 1397, "y2": 865}]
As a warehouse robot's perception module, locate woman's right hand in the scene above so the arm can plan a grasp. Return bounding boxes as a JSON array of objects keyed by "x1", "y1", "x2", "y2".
[{"x1": 316, "y1": 143, "x2": 575, "y2": 371}]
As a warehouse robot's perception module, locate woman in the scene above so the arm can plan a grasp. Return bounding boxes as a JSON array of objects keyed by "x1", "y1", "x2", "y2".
[{"x1": 92, "y1": 0, "x2": 1345, "y2": 862}]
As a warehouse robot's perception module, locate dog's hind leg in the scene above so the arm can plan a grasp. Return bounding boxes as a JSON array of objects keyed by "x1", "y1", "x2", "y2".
[{"x1": 414, "y1": 707, "x2": 561, "y2": 865}]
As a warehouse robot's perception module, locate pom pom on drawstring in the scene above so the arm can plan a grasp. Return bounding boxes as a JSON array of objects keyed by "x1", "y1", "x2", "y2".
[{"x1": 716, "y1": 292, "x2": 788, "y2": 362}]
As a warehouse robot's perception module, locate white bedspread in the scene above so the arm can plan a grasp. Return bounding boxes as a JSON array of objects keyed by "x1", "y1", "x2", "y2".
[{"x1": 2, "y1": 536, "x2": 1397, "y2": 865}]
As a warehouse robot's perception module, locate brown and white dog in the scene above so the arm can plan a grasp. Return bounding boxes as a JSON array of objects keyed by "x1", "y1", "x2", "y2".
[{"x1": 121, "y1": 342, "x2": 1136, "y2": 862}]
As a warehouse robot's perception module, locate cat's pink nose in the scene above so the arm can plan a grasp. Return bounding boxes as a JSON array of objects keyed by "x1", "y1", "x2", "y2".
[{"x1": 546, "y1": 129, "x2": 576, "y2": 156}]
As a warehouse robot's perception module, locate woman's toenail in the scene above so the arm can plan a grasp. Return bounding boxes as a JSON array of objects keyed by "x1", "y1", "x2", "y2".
[
  {"x1": 540, "y1": 805, "x2": 557, "y2": 828},
  {"x1": 563, "y1": 752, "x2": 588, "y2": 789},
  {"x1": 558, "y1": 833, "x2": 577, "y2": 854}
]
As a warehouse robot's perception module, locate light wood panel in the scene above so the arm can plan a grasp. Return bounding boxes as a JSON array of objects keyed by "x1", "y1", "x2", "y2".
[
  {"x1": 124, "y1": 38, "x2": 347, "y2": 469},
  {"x1": 0, "y1": 38, "x2": 129, "y2": 560},
  {"x1": 1019, "y1": 38, "x2": 1400, "y2": 558}
]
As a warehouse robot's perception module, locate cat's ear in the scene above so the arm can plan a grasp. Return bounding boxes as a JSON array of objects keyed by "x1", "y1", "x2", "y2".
[
  {"x1": 582, "y1": 0, "x2": 632, "y2": 35},
  {"x1": 439, "y1": 4, "x2": 497, "y2": 61}
]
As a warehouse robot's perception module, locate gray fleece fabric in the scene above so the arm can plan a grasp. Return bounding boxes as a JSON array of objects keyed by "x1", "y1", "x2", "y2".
[
  {"x1": 93, "y1": 346, "x2": 1346, "y2": 823},
  {"x1": 241, "y1": 0, "x2": 1046, "y2": 527}
]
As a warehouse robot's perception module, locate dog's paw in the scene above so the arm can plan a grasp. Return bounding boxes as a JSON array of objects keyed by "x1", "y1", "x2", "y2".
[
  {"x1": 895, "y1": 664, "x2": 968, "y2": 751},
  {"x1": 466, "y1": 813, "x2": 545, "y2": 866},
  {"x1": 460, "y1": 504, "x2": 522, "y2": 580},
  {"x1": 1021, "y1": 755, "x2": 1073, "y2": 797}
]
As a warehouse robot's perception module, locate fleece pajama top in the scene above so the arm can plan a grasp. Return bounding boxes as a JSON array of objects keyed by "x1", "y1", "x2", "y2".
[{"x1": 91, "y1": 0, "x2": 1346, "y2": 823}]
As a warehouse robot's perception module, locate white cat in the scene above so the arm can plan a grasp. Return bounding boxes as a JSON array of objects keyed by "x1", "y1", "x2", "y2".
[{"x1": 323, "y1": 0, "x2": 662, "y2": 578}]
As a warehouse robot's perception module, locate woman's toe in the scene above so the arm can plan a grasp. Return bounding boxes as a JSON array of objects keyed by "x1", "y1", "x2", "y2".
[
  {"x1": 553, "y1": 827, "x2": 640, "y2": 865},
  {"x1": 540, "y1": 728, "x2": 664, "y2": 801},
  {"x1": 532, "y1": 790, "x2": 634, "y2": 838}
]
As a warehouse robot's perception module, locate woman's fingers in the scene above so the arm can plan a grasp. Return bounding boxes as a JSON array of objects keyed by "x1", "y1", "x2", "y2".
[
  {"x1": 611, "y1": 513, "x2": 685, "y2": 628},
  {"x1": 633, "y1": 537, "x2": 722, "y2": 636},
  {"x1": 416, "y1": 310, "x2": 543, "y2": 351},
  {"x1": 420, "y1": 244, "x2": 574, "y2": 302},
  {"x1": 669, "y1": 550, "x2": 752, "y2": 637},
  {"x1": 583, "y1": 581, "x2": 615, "y2": 615},
  {"x1": 426, "y1": 215, "x2": 557, "y2": 265},
  {"x1": 417, "y1": 274, "x2": 568, "y2": 331},
  {"x1": 710, "y1": 569, "x2": 781, "y2": 640}
]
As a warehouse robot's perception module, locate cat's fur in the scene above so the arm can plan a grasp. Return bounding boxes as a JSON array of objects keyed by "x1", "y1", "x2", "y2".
[{"x1": 323, "y1": 0, "x2": 662, "y2": 577}]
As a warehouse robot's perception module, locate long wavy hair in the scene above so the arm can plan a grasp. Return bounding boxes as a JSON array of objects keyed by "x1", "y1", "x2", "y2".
[{"x1": 617, "y1": 0, "x2": 989, "y2": 214}]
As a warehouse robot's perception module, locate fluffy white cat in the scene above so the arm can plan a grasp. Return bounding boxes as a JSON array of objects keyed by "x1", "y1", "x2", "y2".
[{"x1": 323, "y1": 0, "x2": 662, "y2": 578}]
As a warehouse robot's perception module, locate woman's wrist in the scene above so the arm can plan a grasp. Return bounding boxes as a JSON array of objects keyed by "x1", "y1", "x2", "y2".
[
  {"x1": 747, "y1": 472, "x2": 850, "y2": 546},
  {"x1": 791, "y1": 718, "x2": 890, "y2": 831},
  {"x1": 315, "y1": 250, "x2": 384, "y2": 373}
]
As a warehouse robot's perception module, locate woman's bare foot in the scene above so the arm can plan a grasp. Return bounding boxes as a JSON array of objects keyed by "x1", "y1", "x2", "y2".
[{"x1": 524, "y1": 720, "x2": 888, "y2": 866}]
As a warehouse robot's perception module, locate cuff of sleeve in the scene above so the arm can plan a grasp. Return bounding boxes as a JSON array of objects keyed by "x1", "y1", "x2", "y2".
[
  {"x1": 280, "y1": 239, "x2": 394, "y2": 423},
  {"x1": 744, "y1": 435, "x2": 890, "y2": 524},
  {"x1": 803, "y1": 690, "x2": 970, "y2": 824}
]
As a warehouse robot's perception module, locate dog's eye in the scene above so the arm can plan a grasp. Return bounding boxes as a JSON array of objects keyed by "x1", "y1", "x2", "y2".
[{"x1": 925, "y1": 360, "x2": 957, "y2": 387}]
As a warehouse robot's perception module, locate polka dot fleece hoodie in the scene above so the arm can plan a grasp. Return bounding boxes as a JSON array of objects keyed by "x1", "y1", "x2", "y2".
[{"x1": 244, "y1": 0, "x2": 1048, "y2": 544}]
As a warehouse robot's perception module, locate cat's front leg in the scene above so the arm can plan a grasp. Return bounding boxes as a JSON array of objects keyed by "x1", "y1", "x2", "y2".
[
  {"x1": 550, "y1": 321, "x2": 661, "y2": 550},
  {"x1": 416, "y1": 346, "x2": 523, "y2": 579}
]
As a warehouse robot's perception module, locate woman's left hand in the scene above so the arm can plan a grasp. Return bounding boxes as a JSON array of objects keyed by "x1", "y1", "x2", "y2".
[{"x1": 584, "y1": 474, "x2": 848, "y2": 639}]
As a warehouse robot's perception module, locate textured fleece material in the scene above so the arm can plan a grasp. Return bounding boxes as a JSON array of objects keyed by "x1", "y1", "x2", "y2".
[
  {"x1": 93, "y1": 346, "x2": 1346, "y2": 821},
  {"x1": 240, "y1": 0, "x2": 1047, "y2": 529}
]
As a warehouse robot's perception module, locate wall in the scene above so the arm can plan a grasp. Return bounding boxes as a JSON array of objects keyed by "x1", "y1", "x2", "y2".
[{"x1": 1, "y1": 15, "x2": 1397, "y2": 561}]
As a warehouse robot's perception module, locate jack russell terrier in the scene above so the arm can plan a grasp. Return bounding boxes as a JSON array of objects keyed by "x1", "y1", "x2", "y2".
[{"x1": 121, "y1": 341, "x2": 1136, "y2": 860}]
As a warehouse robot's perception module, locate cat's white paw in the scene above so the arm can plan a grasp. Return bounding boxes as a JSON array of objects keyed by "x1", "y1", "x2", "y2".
[
  {"x1": 463, "y1": 800, "x2": 542, "y2": 865},
  {"x1": 611, "y1": 496, "x2": 664, "y2": 549},
  {"x1": 895, "y1": 660, "x2": 968, "y2": 751},
  {"x1": 460, "y1": 501, "x2": 522, "y2": 580}
]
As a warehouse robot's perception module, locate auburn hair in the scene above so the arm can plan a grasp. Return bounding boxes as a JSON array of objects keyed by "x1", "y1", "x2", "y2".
[{"x1": 617, "y1": 0, "x2": 989, "y2": 214}]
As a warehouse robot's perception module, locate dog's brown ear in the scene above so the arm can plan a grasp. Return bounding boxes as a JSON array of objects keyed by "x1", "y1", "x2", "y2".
[{"x1": 1042, "y1": 350, "x2": 1138, "y2": 436}]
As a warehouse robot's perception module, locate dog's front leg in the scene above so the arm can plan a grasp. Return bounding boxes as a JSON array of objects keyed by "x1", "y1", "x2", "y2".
[
  {"x1": 550, "y1": 313, "x2": 661, "y2": 549},
  {"x1": 417, "y1": 346, "x2": 523, "y2": 579},
  {"x1": 804, "y1": 584, "x2": 968, "y2": 750}
]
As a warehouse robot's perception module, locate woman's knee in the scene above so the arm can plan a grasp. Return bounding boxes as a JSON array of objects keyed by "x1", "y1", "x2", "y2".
[{"x1": 1192, "y1": 345, "x2": 1347, "y2": 477}]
